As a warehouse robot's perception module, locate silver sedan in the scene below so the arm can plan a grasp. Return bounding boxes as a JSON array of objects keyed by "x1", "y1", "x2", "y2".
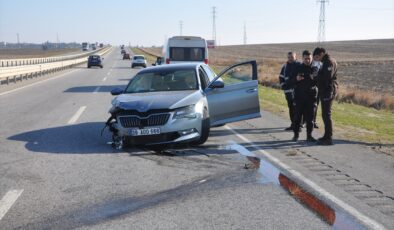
[{"x1": 107, "y1": 61, "x2": 261, "y2": 148}]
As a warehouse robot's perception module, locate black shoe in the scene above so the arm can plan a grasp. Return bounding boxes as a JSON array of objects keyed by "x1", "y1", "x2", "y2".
[
  {"x1": 306, "y1": 136, "x2": 317, "y2": 142},
  {"x1": 318, "y1": 136, "x2": 328, "y2": 141},
  {"x1": 284, "y1": 126, "x2": 293, "y2": 131},
  {"x1": 313, "y1": 122, "x2": 319, "y2": 129},
  {"x1": 318, "y1": 138, "x2": 333, "y2": 145},
  {"x1": 292, "y1": 134, "x2": 299, "y2": 142}
]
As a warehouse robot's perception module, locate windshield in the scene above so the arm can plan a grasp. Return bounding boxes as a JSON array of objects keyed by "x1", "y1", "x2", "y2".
[
  {"x1": 134, "y1": 56, "x2": 145, "y2": 60},
  {"x1": 124, "y1": 70, "x2": 198, "y2": 93}
]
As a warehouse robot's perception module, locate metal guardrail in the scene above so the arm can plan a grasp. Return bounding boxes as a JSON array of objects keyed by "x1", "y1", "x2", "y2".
[
  {"x1": 0, "y1": 48, "x2": 105, "y2": 67},
  {"x1": 0, "y1": 46, "x2": 112, "y2": 85}
]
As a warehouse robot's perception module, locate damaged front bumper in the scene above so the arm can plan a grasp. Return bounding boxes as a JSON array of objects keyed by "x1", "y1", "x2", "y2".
[{"x1": 106, "y1": 110, "x2": 203, "y2": 146}]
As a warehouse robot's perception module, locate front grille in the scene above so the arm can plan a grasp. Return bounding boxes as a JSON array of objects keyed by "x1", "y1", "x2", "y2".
[{"x1": 119, "y1": 113, "x2": 170, "y2": 128}]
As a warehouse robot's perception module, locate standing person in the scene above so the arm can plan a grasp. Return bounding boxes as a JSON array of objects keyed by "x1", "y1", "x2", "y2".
[
  {"x1": 292, "y1": 50, "x2": 318, "y2": 142},
  {"x1": 279, "y1": 52, "x2": 300, "y2": 131},
  {"x1": 313, "y1": 47, "x2": 338, "y2": 145},
  {"x1": 312, "y1": 56, "x2": 322, "y2": 129}
]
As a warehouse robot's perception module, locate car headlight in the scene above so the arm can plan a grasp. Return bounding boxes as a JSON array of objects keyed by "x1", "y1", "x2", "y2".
[{"x1": 173, "y1": 102, "x2": 204, "y2": 120}]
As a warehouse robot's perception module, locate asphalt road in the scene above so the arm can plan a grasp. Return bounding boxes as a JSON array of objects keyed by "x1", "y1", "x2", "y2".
[{"x1": 0, "y1": 48, "x2": 393, "y2": 229}]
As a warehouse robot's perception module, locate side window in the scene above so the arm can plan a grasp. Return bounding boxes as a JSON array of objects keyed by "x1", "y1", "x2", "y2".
[
  {"x1": 216, "y1": 62, "x2": 255, "y2": 85},
  {"x1": 202, "y1": 65, "x2": 217, "y2": 82},
  {"x1": 198, "y1": 67, "x2": 209, "y2": 90}
]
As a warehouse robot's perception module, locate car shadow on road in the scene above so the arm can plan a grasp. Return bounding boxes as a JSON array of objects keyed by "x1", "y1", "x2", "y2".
[
  {"x1": 64, "y1": 85, "x2": 125, "y2": 93},
  {"x1": 8, "y1": 122, "x2": 117, "y2": 154}
]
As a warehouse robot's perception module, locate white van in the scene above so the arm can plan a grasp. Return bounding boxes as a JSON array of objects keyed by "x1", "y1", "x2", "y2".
[{"x1": 163, "y1": 36, "x2": 208, "y2": 64}]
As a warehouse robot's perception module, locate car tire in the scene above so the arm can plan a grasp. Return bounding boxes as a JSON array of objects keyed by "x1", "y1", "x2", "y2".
[
  {"x1": 100, "y1": 65, "x2": 103, "y2": 68},
  {"x1": 190, "y1": 108, "x2": 210, "y2": 146},
  {"x1": 87, "y1": 65, "x2": 91, "y2": 68},
  {"x1": 131, "y1": 65, "x2": 134, "y2": 68},
  {"x1": 143, "y1": 65, "x2": 147, "y2": 68}
]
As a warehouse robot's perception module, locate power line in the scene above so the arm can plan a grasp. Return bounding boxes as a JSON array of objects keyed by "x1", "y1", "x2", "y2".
[
  {"x1": 317, "y1": 0, "x2": 329, "y2": 43},
  {"x1": 212, "y1": 6, "x2": 217, "y2": 41}
]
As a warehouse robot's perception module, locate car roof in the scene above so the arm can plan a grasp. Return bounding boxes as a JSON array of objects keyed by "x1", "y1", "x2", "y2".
[
  {"x1": 133, "y1": 55, "x2": 145, "y2": 57},
  {"x1": 139, "y1": 63, "x2": 200, "y2": 74}
]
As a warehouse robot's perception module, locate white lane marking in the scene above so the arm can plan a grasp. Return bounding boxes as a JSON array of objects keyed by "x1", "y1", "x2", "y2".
[
  {"x1": 102, "y1": 77, "x2": 107, "y2": 82},
  {"x1": 0, "y1": 189, "x2": 23, "y2": 221},
  {"x1": 93, "y1": 86, "x2": 100, "y2": 94},
  {"x1": 107, "y1": 72, "x2": 111, "y2": 75},
  {"x1": 0, "y1": 69, "x2": 79, "y2": 97},
  {"x1": 67, "y1": 106, "x2": 87, "y2": 124},
  {"x1": 224, "y1": 125, "x2": 385, "y2": 230}
]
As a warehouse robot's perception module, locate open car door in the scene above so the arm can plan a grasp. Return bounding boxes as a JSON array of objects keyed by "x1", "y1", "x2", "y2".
[{"x1": 205, "y1": 60, "x2": 261, "y2": 127}]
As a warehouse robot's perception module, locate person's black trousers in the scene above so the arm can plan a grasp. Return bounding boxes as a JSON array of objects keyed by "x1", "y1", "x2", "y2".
[
  {"x1": 321, "y1": 97, "x2": 334, "y2": 139},
  {"x1": 285, "y1": 92, "x2": 294, "y2": 127},
  {"x1": 293, "y1": 90, "x2": 317, "y2": 136}
]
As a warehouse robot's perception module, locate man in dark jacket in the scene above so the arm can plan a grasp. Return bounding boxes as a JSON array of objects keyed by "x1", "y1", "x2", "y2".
[
  {"x1": 279, "y1": 52, "x2": 300, "y2": 131},
  {"x1": 313, "y1": 47, "x2": 338, "y2": 145},
  {"x1": 292, "y1": 50, "x2": 318, "y2": 142}
]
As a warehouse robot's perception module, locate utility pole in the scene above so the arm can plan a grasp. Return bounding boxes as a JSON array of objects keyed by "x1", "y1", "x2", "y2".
[
  {"x1": 56, "y1": 33, "x2": 60, "y2": 49},
  {"x1": 243, "y1": 22, "x2": 247, "y2": 45},
  {"x1": 317, "y1": 0, "x2": 329, "y2": 43},
  {"x1": 212, "y1": 6, "x2": 217, "y2": 42},
  {"x1": 16, "y1": 33, "x2": 20, "y2": 48},
  {"x1": 179, "y1": 20, "x2": 183, "y2": 36}
]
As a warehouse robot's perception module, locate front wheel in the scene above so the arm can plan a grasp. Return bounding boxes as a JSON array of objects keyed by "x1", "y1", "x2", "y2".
[{"x1": 190, "y1": 109, "x2": 210, "y2": 146}]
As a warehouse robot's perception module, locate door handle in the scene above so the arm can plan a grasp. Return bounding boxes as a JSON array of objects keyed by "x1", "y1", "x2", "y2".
[{"x1": 246, "y1": 88, "x2": 257, "y2": 93}]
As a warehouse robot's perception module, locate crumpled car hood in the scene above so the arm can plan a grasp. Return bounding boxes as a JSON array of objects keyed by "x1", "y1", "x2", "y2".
[{"x1": 112, "y1": 90, "x2": 202, "y2": 112}]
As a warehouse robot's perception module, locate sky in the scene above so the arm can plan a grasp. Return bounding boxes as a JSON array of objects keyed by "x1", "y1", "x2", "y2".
[{"x1": 0, "y1": 0, "x2": 393, "y2": 46}]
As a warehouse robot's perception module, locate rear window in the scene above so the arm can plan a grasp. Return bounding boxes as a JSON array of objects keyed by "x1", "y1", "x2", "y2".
[
  {"x1": 89, "y1": 56, "x2": 100, "y2": 59},
  {"x1": 134, "y1": 56, "x2": 145, "y2": 60},
  {"x1": 170, "y1": 47, "x2": 205, "y2": 61}
]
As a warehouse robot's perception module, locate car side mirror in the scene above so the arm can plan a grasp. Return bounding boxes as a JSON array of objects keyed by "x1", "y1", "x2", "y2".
[
  {"x1": 209, "y1": 80, "x2": 224, "y2": 89},
  {"x1": 111, "y1": 88, "x2": 123, "y2": 96}
]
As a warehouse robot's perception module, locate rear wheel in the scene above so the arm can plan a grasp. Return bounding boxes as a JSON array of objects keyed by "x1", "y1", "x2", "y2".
[
  {"x1": 190, "y1": 109, "x2": 210, "y2": 146},
  {"x1": 87, "y1": 65, "x2": 91, "y2": 68}
]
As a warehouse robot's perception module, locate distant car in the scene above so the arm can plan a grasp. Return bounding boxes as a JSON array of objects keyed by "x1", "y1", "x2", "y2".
[
  {"x1": 107, "y1": 60, "x2": 260, "y2": 148},
  {"x1": 121, "y1": 49, "x2": 126, "y2": 55},
  {"x1": 87, "y1": 55, "x2": 103, "y2": 68},
  {"x1": 123, "y1": 53, "x2": 130, "y2": 60},
  {"x1": 131, "y1": 55, "x2": 147, "y2": 68}
]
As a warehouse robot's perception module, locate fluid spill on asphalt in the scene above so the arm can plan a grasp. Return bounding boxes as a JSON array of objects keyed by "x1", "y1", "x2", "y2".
[{"x1": 225, "y1": 141, "x2": 367, "y2": 230}]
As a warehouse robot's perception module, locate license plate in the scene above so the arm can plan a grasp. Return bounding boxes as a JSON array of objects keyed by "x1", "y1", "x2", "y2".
[{"x1": 129, "y1": 128, "x2": 161, "y2": 136}]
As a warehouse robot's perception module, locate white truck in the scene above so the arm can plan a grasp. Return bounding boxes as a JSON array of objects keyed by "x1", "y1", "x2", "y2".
[
  {"x1": 163, "y1": 36, "x2": 208, "y2": 64},
  {"x1": 82, "y1": 42, "x2": 89, "y2": 51}
]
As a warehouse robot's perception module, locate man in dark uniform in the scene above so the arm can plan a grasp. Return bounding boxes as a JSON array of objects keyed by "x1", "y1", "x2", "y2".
[
  {"x1": 279, "y1": 52, "x2": 300, "y2": 131},
  {"x1": 292, "y1": 50, "x2": 318, "y2": 142},
  {"x1": 313, "y1": 47, "x2": 338, "y2": 145}
]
